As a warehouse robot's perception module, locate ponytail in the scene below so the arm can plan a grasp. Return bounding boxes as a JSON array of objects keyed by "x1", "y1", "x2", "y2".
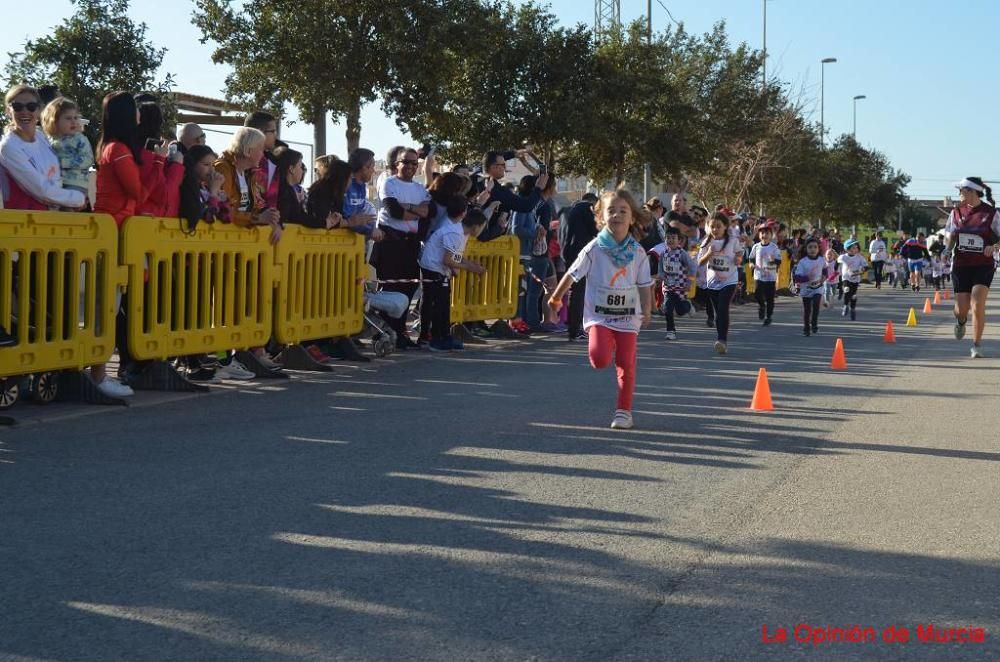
[{"x1": 985, "y1": 184, "x2": 995, "y2": 209}]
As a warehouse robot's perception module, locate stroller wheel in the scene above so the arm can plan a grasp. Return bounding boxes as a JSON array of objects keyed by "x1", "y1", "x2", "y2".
[
  {"x1": 29, "y1": 372, "x2": 59, "y2": 405},
  {"x1": 373, "y1": 337, "x2": 392, "y2": 358},
  {"x1": 0, "y1": 378, "x2": 20, "y2": 410}
]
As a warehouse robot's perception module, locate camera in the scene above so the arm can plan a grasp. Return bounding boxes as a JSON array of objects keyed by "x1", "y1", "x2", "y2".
[{"x1": 418, "y1": 142, "x2": 435, "y2": 159}]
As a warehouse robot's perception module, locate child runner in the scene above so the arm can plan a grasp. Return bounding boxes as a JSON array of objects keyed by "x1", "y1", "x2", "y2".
[
  {"x1": 893, "y1": 252, "x2": 908, "y2": 290},
  {"x1": 549, "y1": 189, "x2": 652, "y2": 430},
  {"x1": 749, "y1": 220, "x2": 781, "y2": 325},
  {"x1": 419, "y1": 196, "x2": 488, "y2": 352},
  {"x1": 931, "y1": 254, "x2": 944, "y2": 291},
  {"x1": 697, "y1": 211, "x2": 742, "y2": 354},
  {"x1": 794, "y1": 237, "x2": 826, "y2": 336},
  {"x1": 884, "y1": 254, "x2": 896, "y2": 288},
  {"x1": 823, "y1": 247, "x2": 839, "y2": 308},
  {"x1": 837, "y1": 239, "x2": 868, "y2": 320},
  {"x1": 942, "y1": 252, "x2": 952, "y2": 286},
  {"x1": 656, "y1": 226, "x2": 698, "y2": 340}
]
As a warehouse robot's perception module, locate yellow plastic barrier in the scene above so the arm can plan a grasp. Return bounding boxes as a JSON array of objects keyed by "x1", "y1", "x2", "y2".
[
  {"x1": 273, "y1": 226, "x2": 365, "y2": 343},
  {"x1": 776, "y1": 249, "x2": 792, "y2": 290},
  {"x1": 120, "y1": 218, "x2": 274, "y2": 361},
  {"x1": 450, "y1": 236, "x2": 520, "y2": 323},
  {"x1": 0, "y1": 211, "x2": 124, "y2": 377},
  {"x1": 744, "y1": 263, "x2": 756, "y2": 295}
]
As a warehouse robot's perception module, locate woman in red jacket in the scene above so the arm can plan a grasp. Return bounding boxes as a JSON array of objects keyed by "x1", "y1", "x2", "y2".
[{"x1": 136, "y1": 101, "x2": 183, "y2": 217}]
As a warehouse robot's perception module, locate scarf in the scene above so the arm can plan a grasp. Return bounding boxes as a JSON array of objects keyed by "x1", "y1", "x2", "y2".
[{"x1": 596, "y1": 227, "x2": 639, "y2": 268}]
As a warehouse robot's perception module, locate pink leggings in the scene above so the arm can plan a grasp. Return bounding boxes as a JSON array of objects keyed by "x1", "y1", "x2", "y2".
[{"x1": 588, "y1": 325, "x2": 638, "y2": 411}]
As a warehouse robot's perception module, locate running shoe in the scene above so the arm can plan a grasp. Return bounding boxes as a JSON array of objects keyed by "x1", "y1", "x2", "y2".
[
  {"x1": 758, "y1": 309, "x2": 766, "y2": 321},
  {"x1": 540, "y1": 321, "x2": 567, "y2": 333},
  {"x1": 305, "y1": 344, "x2": 335, "y2": 365},
  {"x1": 610, "y1": 409, "x2": 633, "y2": 430},
  {"x1": 428, "y1": 338, "x2": 452, "y2": 353},
  {"x1": 842, "y1": 305, "x2": 849, "y2": 317},
  {"x1": 665, "y1": 331, "x2": 677, "y2": 341},
  {"x1": 763, "y1": 317, "x2": 772, "y2": 326},
  {"x1": 954, "y1": 320, "x2": 967, "y2": 340},
  {"x1": 216, "y1": 360, "x2": 255, "y2": 381},
  {"x1": 803, "y1": 328, "x2": 811, "y2": 337},
  {"x1": 971, "y1": 345, "x2": 987, "y2": 359},
  {"x1": 567, "y1": 330, "x2": 588, "y2": 342},
  {"x1": 850, "y1": 309, "x2": 856, "y2": 321},
  {"x1": 256, "y1": 353, "x2": 282, "y2": 371},
  {"x1": 706, "y1": 318, "x2": 716, "y2": 328},
  {"x1": 187, "y1": 368, "x2": 221, "y2": 384},
  {"x1": 396, "y1": 335, "x2": 420, "y2": 350},
  {"x1": 445, "y1": 336, "x2": 465, "y2": 351},
  {"x1": 97, "y1": 376, "x2": 134, "y2": 398},
  {"x1": 812, "y1": 325, "x2": 819, "y2": 334},
  {"x1": 714, "y1": 341, "x2": 727, "y2": 355}
]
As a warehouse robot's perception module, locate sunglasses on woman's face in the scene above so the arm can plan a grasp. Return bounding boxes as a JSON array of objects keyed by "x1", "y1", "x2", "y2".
[
  {"x1": 10, "y1": 101, "x2": 40, "y2": 113},
  {"x1": 400, "y1": 159, "x2": 419, "y2": 166}
]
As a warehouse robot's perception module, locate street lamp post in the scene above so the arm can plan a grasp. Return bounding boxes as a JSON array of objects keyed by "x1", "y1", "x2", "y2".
[
  {"x1": 820, "y1": 57, "x2": 837, "y2": 148},
  {"x1": 852, "y1": 94, "x2": 866, "y2": 138}
]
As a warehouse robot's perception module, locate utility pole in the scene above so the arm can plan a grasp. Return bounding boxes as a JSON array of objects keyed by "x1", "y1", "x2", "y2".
[{"x1": 643, "y1": 0, "x2": 652, "y2": 203}]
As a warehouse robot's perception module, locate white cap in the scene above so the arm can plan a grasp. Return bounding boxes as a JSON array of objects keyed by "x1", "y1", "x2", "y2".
[{"x1": 955, "y1": 178, "x2": 985, "y2": 193}]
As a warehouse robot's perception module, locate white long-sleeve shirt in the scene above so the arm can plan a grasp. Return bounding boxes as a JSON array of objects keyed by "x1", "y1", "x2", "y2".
[{"x1": 0, "y1": 130, "x2": 85, "y2": 208}]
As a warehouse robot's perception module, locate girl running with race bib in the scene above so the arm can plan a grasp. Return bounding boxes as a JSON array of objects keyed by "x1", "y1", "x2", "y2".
[
  {"x1": 837, "y1": 239, "x2": 868, "y2": 321},
  {"x1": 697, "y1": 212, "x2": 743, "y2": 354},
  {"x1": 946, "y1": 177, "x2": 1000, "y2": 358},
  {"x1": 794, "y1": 237, "x2": 826, "y2": 336},
  {"x1": 749, "y1": 220, "x2": 782, "y2": 326},
  {"x1": 549, "y1": 189, "x2": 652, "y2": 429}
]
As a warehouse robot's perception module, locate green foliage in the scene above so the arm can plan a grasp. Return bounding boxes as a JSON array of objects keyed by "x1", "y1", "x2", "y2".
[{"x1": 3, "y1": 0, "x2": 174, "y2": 142}]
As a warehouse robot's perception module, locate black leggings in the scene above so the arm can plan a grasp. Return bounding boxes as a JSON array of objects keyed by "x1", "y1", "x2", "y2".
[
  {"x1": 872, "y1": 261, "x2": 884, "y2": 287},
  {"x1": 802, "y1": 294, "x2": 821, "y2": 330},
  {"x1": 755, "y1": 281, "x2": 776, "y2": 319},
  {"x1": 843, "y1": 281, "x2": 859, "y2": 309},
  {"x1": 370, "y1": 234, "x2": 421, "y2": 335},
  {"x1": 707, "y1": 284, "x2": 736, "y2": 342}
]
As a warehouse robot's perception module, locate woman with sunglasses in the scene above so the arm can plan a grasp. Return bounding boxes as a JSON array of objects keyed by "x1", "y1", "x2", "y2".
[
  {"x1": 947, "y1": 177, "x2": 1000, "y2": 358},
  {"x1": 0, "y1": 84, "x2": 86, "y2": 210}
]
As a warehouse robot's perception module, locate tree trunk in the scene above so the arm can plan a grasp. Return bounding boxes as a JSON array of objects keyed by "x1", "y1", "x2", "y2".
[
  {"x1": 345, "y1": 102, "x2": 361, "y2": 155},
  {"x1": 312, "y1": 108, "x2": 327, "y2": 157}
]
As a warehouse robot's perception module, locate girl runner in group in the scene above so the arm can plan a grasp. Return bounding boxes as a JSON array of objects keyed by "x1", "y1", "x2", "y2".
[
  {"x1": 794, "y1": 237, "x2": 826, "y2": 336},
  {"x1": 697, "y1": 211, "x2": 742, "y2": 354},
  {"x1": 946, "y1": 177, "x2": 1000, "y2": 358},
  {"x1": 749, "y1": 220, "x2": 781, "y2": 325},
  {"x1": 837, "y1": 239, "x2": 868, "y2": 320},
  {"x1": 823, "y1": 247, "x2": 839, "y2": 308},
  {"x1": 549, "y1": 189, "x2": 652, "y2": 430}
]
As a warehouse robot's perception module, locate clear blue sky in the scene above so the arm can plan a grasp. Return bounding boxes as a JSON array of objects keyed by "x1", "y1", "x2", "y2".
[{"x1": 0, "y1": 1, "x2": 983, "y2": 201}]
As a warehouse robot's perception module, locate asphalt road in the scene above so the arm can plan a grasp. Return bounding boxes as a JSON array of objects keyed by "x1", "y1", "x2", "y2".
[{"x1": 1, "y1": 284, "x2": 998, "y2": 661}]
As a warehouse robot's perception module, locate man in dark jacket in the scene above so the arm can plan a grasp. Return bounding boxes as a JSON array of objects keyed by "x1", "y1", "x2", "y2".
[
  {"x1": 477, "y1": 151, "x2": 550, "y2": 241},
  {"x1": 560, "y1": 193, "x2": 599, "y2": 341}
]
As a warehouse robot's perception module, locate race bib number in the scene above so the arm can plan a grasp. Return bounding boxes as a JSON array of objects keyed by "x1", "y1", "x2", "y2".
[
  {"x1": 958, "y1": 233, "x2": 985, "y2": 254},
  {"x1": 663, "y1": 262, "x2": 680, "y2": 275},
  {"x1": 850, "y1": 269, "x2": 861, "y2": 277},
  {"x1": 710, "y1": 255, "x2": 731, "y2": 272},
  {"x1": 808, "y1": 279, "x2": 823, "y2": 289},
  {"x1": 595, "y1": 287, "x2": 638, "y2": 316}
]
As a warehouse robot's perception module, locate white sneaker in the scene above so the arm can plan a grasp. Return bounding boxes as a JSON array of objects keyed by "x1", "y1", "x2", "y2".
[
  {"x1": 971, "y1": 345, "x2": 987, "y2": 359},
  {"x1": 216, "y1": 360, "x2": 255, "y2": 381},
  {"x1": 665, "y1": 331, "x2": 677, "y2": 341},
  {"x1": 954, "y1": 320, "x2": 966, "y2": 340},
  {"x1": 97, "y1": 376, "x2": 134, "y2": 398},
  {"x1": 256, "y1": 353, "x2": 282, "y2": 371},
  {"x1": 610, "y1": 409, "x2": 633, "y2": 429},
  {"x1": 714, "y1": 340, "x2": 727, "y2": 355}
]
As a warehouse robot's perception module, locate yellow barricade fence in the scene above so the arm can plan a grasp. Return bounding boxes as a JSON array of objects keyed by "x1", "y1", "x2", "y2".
[
  {"x1": 0, "y1": 211, "x2": 124, "y2": 377},
  {"x1": 776, "y1": 249, "x2": 792, "y2": 290},
  {"x1": 120, "y1": 217, "x2": 274, "y2": 361},
  {"x1": 273, "y1": 226, "x2": 365, "y2": 343},
  {"x1": 450, "y1": 236, "x2": 520, "y2": 324},
  {"x1": 744, "y1": 263, "x2": 756, "y2": 295}
]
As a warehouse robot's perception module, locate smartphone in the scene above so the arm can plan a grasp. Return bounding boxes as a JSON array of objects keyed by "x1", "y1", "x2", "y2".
[
  {"x1": 167, "y1": 143, "x2": 179, "y2": 158},
  {"x1": 145, "y1": 138, "x2": 163, "y2": 151}
]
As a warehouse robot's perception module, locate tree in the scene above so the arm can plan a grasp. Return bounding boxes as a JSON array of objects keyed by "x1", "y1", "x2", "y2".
[
  {"x1": 192, "y1": 0, "x2": 463, "y2": 156},
  {"x1": 4, "y1": 0, "x2": 174, "y2": 142}
]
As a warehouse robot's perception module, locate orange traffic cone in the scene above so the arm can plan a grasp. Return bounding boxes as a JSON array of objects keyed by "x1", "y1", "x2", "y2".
[
  {"x1": 749, "y1": 368, "x2": 774, "y2": 411},
  {"x1": 923, "y1": 298, "x2": 933, "y2": 313},
  {"x1": 943, "y1": 289, "x2": 951, "y2": 301},
  {"x1": 883, "y1": 321, "x2": 896, "y2": 344},
  {"x1": 831, "y1": 338, "x2": 848, "y2": 370},
  {"x1": 933, "y1": 290, "x2": 942, "y2": 305}
]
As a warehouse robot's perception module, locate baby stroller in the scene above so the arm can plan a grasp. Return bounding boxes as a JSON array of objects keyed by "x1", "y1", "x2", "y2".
[{"x1": 362, "y1": 265, "x2": 402, "y2": 358}]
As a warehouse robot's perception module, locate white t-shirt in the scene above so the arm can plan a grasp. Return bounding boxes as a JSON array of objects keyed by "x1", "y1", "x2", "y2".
[
  {"x1": 838, "y1": 253, "x2": 868, "y2": 283},
  {"x1": 0, "y1": 130, "x2": 85, "y2": 208},
  {"x1": 868, "y1": 239, "x2": 888, "y2": 262},
  {"x1": 568, "y1": 239, "x2": 652, "y2": 334},
  {"x1": 698, "y1": 237, "x2": 740, "y2": 289},
  {"x1": 795, "y1": 256, "x2": 827, "y2": 297},
  {"x1": 377, "y1": 175, "x2": 430, "y2": 234},
  {"x1": 419, "y1": 221, "x2": 466, "y2": 277},
  {"x1": 749, "y1": 242, "x2": 781, "y2": 282},
  {"x1": 235, "y1": 171, "x2": 251, "y2": 211}
]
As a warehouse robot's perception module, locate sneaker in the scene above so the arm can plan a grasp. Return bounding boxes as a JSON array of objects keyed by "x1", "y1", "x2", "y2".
[
  {"x1": 97, "y1": 376, "x2": 134, "y2": 398},
  {"x1": 305, "y1": 344, "x2": 335, "y2": 365},
  {"x1": 567, "y1": 330, "x2": 588, "y2": 342},
  {"x1": 763, "y1": 317, "x2": 772, "y2": 326},
  {"x1": 803, "y1": 328, "x2": 811, "y2": 337},
  {"x1": 954, "y1": 320, "x2": 967, "y2": 340},
  {"x1": 216, "y1": 360, "x2": 255, "y2": 381},
  {"x1": 256, "y1": 352, "x2": 282, "y2": 371},
  {"x1": 665, "y1": 331, "x2": 677, "y2": 340},
  {"x1": 706, "y1": 318, "x2": 716, "y2": 328},
  {"x1": 428, "y1": 338, "x2": 452, "y2": 353},
  {"x1": 850, "y1": 308, "x2": 856, "y2": 321},
  {"x1": 540, "y1": 321, "x2": 567, "y2": 333},
  {"x1": 445, "y1": 336, "x2": 465, "y2": 351},
  {"x1": 714, "y1": 340, "x2": 727, "y2": 355},
  {"x1": 187, "y1": 368, "x2": 221, "y2": 384},
  {"x1": 758, "y1": 309, "x2": 766, "y2": 321},
  {"x1": 812, "y1": 325, "x2": 819, "y2": 334},
  {"x1": 396, "y1": 335, "x2": 419, "y2": 350},
  {"x1": 610, "y1": 409, "x2": 633, "y2": 430},
  {"x1": 971, "y1": 345, "x2": 987, "y2": 358}
]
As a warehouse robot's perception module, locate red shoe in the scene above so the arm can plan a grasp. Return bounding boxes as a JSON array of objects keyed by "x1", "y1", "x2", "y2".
[{"x1": 306, "y1": 344, "x2": 335, "y2": 364}]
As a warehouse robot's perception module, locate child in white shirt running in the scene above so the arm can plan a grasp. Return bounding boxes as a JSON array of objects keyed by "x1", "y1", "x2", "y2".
[{"x1": 837, "y1": 239, "x2": 868, "y2": 320}]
